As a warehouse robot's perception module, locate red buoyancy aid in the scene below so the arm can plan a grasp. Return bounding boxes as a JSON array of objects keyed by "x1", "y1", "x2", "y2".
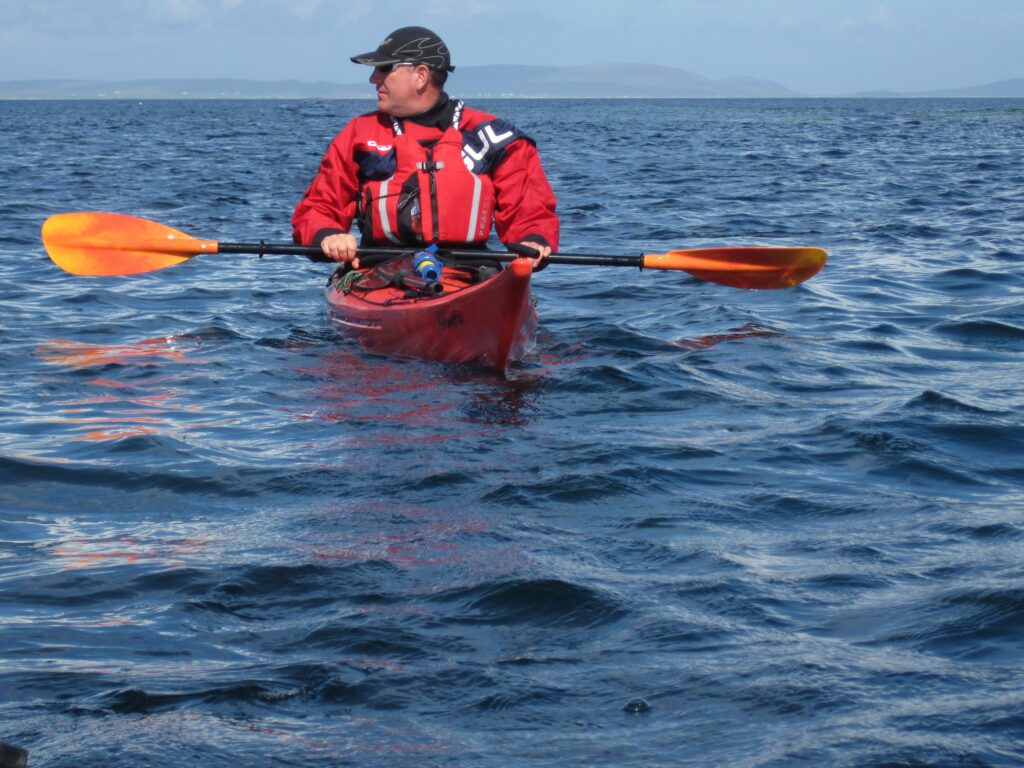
[{"x1": 358, "y1": 102, "x2": 503, "y2": 247}]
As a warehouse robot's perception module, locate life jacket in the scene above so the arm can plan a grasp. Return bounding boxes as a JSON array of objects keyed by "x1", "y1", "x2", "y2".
[{"x1": 356, "y1": 101, "x2": 524, "y2": 247}]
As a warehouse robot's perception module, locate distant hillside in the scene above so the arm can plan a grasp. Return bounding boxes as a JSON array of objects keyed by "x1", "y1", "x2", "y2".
[
  {"x1": 2, "y1": 69, "x2": 1021, "y2": 100},
  {"x1": 0, "y1": 64, "x2": 798, "y2": 99},
  {"x1": 449, "y1": 63, "x2": 799, "y2": 98},
  {"x1": 853, "y1": 78, "x2": 1024, "y2": 98},
  {"x1": 920, "y1": 78, "x2": 1024, "y2": 98}
]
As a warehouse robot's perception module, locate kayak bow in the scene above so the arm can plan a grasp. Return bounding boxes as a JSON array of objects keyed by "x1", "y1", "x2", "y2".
[{"x1": 324, "y1": 257, "x2": 537, "y2": 370}]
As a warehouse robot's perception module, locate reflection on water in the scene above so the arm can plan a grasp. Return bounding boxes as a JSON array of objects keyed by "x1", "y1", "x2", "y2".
[
  {"x1": 294, "y1": 343, "x2": 548, "y2": 430},
  {"x1": 51, "y1": 534, "x2": 208, "y2": 570},
  {"x1": 36, "y1": 337, "x2": 195, "y2": 368},
  {"x1": 673, "y1": 322, "x2": 781, "y2": 349},
  {"x1": 453, "y1": 369, "x2": 547, "y2": 427},
  {"x1": 297, "y1": 499, "x2": 513, "y2": 572},
  {"x1": 34, "y1": 336, "x2": 212, "y2": 444}
]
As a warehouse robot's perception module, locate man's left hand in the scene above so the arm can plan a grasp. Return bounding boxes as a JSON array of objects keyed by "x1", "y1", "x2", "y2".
[{"x1": 514, "y1": 240, "x2": 551, "y2": 269}]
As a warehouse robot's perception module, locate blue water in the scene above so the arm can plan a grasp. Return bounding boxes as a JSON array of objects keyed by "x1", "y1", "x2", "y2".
[{"x1": 2, "y1": 97, "x2": 1024, "y2": 766}]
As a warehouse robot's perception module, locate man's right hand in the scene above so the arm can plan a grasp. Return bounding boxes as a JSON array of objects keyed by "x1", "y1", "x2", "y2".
[{"x1": 320, "y1": 233, "x2": 360, "y2": 266}]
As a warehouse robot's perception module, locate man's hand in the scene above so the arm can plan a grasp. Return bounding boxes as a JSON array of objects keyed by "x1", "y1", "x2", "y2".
[
  {"x1": 514, "y1": 240, "x2": 551, "y2": 269},
  {"x1": 320, "y1": 233, "x2": 360, "y2": 266}
]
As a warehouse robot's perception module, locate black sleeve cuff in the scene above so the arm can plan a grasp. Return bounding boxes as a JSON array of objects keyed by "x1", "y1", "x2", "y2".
[{"x1": 517, "y1": 234, "x2": 551, "y2": 271}]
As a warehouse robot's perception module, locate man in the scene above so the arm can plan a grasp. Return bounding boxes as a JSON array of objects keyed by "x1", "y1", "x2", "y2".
[{"x1": 292, "y1": 26, "x2": 558, "y2": 268}]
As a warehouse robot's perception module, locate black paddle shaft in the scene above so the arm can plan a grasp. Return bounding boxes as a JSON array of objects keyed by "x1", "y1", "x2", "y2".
[{"x1": 217, "y1": 242, "x2": 645, "y2": 269}]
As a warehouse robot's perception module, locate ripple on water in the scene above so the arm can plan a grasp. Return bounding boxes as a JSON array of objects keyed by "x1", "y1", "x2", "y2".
[
  {"x1": 430, "y1": 578, "x2": 629, "y2": 628},
  {"x1": 931, "y1": 318, "x2": 1024, "y2": 351}
]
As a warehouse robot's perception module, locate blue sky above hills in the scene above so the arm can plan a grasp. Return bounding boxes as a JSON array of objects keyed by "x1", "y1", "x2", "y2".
[{"x1": 1, "y1": 1, "x2": 1021, "y2": 95}]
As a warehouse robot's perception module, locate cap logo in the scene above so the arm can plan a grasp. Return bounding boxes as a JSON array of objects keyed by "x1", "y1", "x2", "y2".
[{"x1": 392, "y1": 36, "x2": 448, "y2": 67}]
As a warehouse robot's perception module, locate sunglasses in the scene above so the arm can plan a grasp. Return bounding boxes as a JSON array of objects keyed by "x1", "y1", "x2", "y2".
[{"x1": 374, "y1": 62, "x2": 416, "y2": 75}]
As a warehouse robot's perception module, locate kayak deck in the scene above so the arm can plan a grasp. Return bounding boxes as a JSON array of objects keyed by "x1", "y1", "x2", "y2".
[{"x1": 324, "y1": 256, "x2": 536, "y2": 370}]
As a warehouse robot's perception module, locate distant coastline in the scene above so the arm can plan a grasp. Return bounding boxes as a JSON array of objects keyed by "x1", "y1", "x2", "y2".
[{"x1": 1, "y1": 66, "x2": 1022, "y2": 100}]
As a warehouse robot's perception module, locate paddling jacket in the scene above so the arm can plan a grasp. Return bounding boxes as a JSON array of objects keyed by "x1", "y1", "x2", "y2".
[{"x1": 292, "y1": 99, "x2": 559, "y2": 256}]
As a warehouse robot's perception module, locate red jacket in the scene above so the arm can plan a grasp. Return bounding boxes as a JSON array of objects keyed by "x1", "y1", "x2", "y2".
[{"x1": 292, "y1": 102, "x2": 559, "y2": 253}]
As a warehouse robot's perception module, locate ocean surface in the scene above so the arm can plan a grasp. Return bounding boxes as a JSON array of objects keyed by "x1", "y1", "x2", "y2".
[{"x1": 2, "y1": 97, "x2": 1023, "y2": 767}]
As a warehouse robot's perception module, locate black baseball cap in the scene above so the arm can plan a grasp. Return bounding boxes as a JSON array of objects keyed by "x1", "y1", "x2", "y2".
[{"x1": 350, "y1": 26, "x2": 455, "y2": 72}]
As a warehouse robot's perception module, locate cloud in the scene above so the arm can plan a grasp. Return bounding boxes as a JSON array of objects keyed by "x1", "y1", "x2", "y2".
[
  {"x1": 288, "y1": 0, "x2": 323, "y2": 20},
  {"x1": 140, "y1": 0, "x2": 239, "y2": 24},
  {"x1": 420, "y1": 0, "x2": 501, "y2": 17},
  {"x1": 837, "y1": 5, "x2": 894, "y2": 32},
  {"x1": 0, "y1": 0, "x2": 368, "y2": 35}
]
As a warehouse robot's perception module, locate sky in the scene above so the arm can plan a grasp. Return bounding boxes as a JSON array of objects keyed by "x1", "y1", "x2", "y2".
[{"x1": 1, "y1": 0, "x2": 1022, "y2": 95}]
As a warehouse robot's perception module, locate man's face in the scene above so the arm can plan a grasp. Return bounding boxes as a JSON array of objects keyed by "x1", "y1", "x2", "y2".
[{"x1": 369, "y1": 63, "x2": 428, "y2": 117}]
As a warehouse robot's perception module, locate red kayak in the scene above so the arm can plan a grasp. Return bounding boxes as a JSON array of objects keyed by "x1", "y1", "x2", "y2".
[{"x1": 324, "y1": 256, "x2": 537, "y2": 370}]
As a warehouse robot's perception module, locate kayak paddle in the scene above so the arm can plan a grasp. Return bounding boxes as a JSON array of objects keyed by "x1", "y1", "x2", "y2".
[{"x1": 42, "y1": 212, "x2": 827, "y2": 289}]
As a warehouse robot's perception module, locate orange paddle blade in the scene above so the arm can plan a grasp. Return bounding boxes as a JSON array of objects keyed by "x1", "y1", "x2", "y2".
[
  {"x1": 42, "y1": 212, "x2": 219, "y2": 276},
  {"x1": 642, "y1": 247, "x2": 827, "y2": 289}
]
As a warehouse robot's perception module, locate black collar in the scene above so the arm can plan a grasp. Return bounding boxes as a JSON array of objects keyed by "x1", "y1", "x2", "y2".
[{"x1": 403, "y1": 93, "x2": 454, "y2": 130}]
